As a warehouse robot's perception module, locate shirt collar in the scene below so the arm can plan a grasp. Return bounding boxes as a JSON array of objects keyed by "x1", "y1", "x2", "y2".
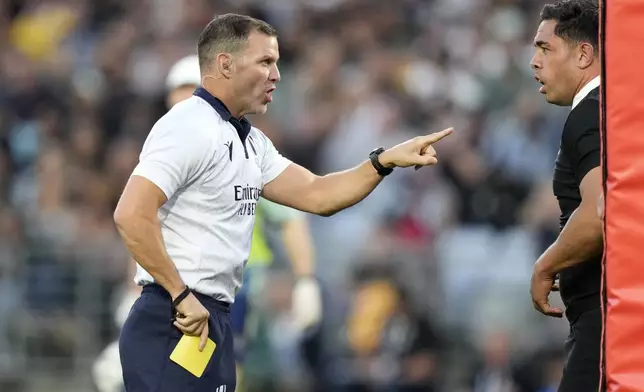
[
  {"x1": 571, "y1": 76, "x2": 600, "y2": 110},
  {"x1": 193, "y1": 87, "x2": 252, "y2": 142}
]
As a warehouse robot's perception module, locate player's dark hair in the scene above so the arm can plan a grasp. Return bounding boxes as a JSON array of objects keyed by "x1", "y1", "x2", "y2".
[
  {"x1": 540, "y1": 0, "x2": 599, "y2": 51},
  {"x1": 197, "y1": 13, "x2": 277, "y2": 71}
]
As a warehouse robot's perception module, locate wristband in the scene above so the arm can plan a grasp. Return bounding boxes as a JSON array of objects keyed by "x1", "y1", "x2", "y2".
[{"x1": 172, "y1": 286, "x2": 191, "y2": 309}]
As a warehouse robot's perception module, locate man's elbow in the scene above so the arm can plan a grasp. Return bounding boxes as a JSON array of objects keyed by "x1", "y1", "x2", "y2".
[
  {"x1": 113, "y1": 203, "x2": 141, "y2": 233},
  {"x1": 317, "y1": 209, "x2": 337, "y2": 218},
  {"x1": 113, "y1": 207, "x2": 128, "y2": 233},
  {"x1": 290, "y1": 185, "x2": 337, "y2": 217},
  {"x1": 304, "y1": 200, "x2": 335, "y2": 217},
  {"x1": 309, "y1": 195, "x2": 338, "y2": 217}
]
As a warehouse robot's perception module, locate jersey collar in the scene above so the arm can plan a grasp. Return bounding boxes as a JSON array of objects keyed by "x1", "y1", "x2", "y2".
[
  {"x1": 571, "y1": 76, "x2": 600, "y2": 110},
  {"x1": 193, "y1": 87, "x2": 252, "y2": 142}
]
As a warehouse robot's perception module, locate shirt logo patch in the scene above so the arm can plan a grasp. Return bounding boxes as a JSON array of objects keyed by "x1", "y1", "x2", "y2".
[{"x1": 234, "y1": 184, "x2": 260, "y2": 216}]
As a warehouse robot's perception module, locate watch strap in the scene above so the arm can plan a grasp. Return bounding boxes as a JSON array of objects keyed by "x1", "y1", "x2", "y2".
[{"x1": 369, "y1": 148, "x2": 394, "y2": 176}]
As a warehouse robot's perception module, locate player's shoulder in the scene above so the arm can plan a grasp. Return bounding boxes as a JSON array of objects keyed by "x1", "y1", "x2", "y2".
[
  {"x1": 164, "y1": 96, "x2": 226, "y2": 129},
  {"x1": 248, "y1": 126, "x2": 275, "y2": 151},
  {"x1": 566, "y1": 93, "x2": 600, "y2": 130},
  {"x1": 563, "y1": 98, "x2": 599, "y2": 145},
  {"x1": 249, "y1": 125, "x2": 268, "y2": 140},
  {"x1": 561, "y1": 92, "x2": 600, "y2": 151},
  {"x1": 152, "y1": 97, "x2": 225, "y2": 142},
  {"x1": 140, "y1": 98, "x2": 224, "y2": 161}
]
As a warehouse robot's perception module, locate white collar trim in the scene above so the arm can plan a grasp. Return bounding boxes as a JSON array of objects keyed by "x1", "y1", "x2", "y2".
[{"x1": 572, "y1": 76, "x2": 600, "y2": 110}]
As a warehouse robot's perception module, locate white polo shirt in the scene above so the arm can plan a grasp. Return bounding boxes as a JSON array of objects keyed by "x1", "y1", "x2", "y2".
[{"x1": 130, "y1": 87, "x2": 291, "y2": 303}]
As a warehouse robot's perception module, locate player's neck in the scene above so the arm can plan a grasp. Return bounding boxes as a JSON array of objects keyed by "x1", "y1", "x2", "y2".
[
  {"x1": 201, "y1": 81, "x2": 245, "y2": 119},
  {"x1": 575, "y1": 67, "x2": 600, "y2": 97}
]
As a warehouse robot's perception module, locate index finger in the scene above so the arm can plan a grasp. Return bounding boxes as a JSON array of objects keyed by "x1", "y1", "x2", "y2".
[
  {"x1": 199, "y1": 322, "x2": 209, "y2": 352},
  {"x1": 422, "y1": 127, "x2": 453, "y2": 144},
  {"x1": 545, "y1": 306, "x2": 564, "y2": 318},
  {"x1": 535, "y1": 300, "x2": 563, "y2": 318},
  {"x1": 174, "y1": 315, "x2": 201, "y2": 328}
]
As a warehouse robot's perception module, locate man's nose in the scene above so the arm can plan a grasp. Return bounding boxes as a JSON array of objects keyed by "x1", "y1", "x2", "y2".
[{"x1": 270, "y1": 65, "x2": 280, "y2": 83}]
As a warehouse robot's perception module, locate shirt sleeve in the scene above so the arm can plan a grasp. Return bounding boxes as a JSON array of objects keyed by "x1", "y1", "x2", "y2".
[
  {"x1": 252, "y1": 129, "x2": 292, "y2": 185},
  {"x1": 132, "y1": 124, "x2": 211, "y2": 199},
  {"x1": 561, "y1": 99, "x2": 601, "y2": 185}
]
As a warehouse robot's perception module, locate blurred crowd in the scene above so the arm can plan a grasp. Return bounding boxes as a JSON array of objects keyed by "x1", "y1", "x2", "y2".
[{"x1": 0, "y1": 0, "x2": 575, "y2": 391}]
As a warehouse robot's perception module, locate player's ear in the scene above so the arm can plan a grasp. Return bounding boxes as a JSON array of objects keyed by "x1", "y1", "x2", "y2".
[
  {"x1": 216, "y1": 53, "x2": 234, "y2": 79},
  {"x1": 578, "y1": 42, "x2": 595, "y2": 69}
]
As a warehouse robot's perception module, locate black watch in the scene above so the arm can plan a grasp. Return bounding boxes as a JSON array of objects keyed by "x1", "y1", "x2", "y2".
[{"x1": 369, "y1": 147, "x2": 394, "y2": 177}]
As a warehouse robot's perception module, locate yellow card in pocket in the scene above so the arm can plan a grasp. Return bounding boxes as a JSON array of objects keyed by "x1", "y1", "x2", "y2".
[{"x1": 169, "y1": 335, "x2": 216, "y2": 378}]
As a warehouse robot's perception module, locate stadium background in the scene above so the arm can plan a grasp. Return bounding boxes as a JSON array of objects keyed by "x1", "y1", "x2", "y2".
[{"x1": 0, "y1": 0, "x2": 575, "y2": 391}]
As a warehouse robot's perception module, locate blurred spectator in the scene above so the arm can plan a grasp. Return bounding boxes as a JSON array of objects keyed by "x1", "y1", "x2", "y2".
[
  {"x1": 470, "y1": 331, "x2": 520, "y2": 392},
  {"x1": 337, "y1": 262, "x2": 443, "y2": 392}
]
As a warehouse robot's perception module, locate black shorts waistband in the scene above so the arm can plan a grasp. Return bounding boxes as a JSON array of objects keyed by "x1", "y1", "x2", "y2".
[{"x1": 142, "y1": 283, "x2": 231, "y2": 313}]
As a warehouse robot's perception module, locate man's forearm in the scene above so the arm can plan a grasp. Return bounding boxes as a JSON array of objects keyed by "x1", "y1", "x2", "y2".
[
  {"x1": 537, "y1": 202, "x2": 603, "y2": 275},
  {"x1": 312, "y1": 161, "x2": 383, "y2": 216},
  {"x1": 282, "y1": 218, "x2": 315, "y2": 277},
  {"x1": 115, "y1": 215, "x2": 186, "y2": 298}
]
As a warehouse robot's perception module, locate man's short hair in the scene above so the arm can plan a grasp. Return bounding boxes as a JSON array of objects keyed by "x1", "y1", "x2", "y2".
[
  {"x1": 197, "y1": 13, "x2": 278, "y2": 71},
  {"x1": 540, "y1": 0, "x2": 599, "y2": 51}
]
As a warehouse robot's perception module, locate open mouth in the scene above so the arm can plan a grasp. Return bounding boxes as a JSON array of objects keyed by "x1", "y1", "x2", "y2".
[
  {"x1": 534, "y1": 75, "x2": 546, "y2": 93},
  {"x1": 265, "y1": 87, "x2": 276, "y2": 103}
]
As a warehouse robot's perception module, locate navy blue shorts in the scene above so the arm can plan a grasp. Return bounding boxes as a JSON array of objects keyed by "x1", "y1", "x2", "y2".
[
  {"x1": 119, "y1": 284, "x2": 236, "y2": 392},
  {"x1": 229, "y1": 284, "x2": 248, "y2": 364},
  {"x1": 230, "y1": 268, "x2": 255, "y2": 363},
  {"x1": 230, "y1": 281, "x2": 248, "y2": 338}
]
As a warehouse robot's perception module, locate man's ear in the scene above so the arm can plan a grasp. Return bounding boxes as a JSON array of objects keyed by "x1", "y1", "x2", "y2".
[
  {"x1": 216, "y1": 53, "x2": 234, "y2": 79},
  {"x1": 578, "y1": 42, "x2": 596, "y2": 69}
]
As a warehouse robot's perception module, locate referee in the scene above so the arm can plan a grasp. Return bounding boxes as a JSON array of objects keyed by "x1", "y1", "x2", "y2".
[
  {"x1": 528, "y1": 1, "x2": 604, "y2": 391},
  {"x1": 163, "y1": 54, "x2": 322, "y2": 384},
  {"x1": 114, "y1": 13, "x2": 452, "y2": 392}
]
